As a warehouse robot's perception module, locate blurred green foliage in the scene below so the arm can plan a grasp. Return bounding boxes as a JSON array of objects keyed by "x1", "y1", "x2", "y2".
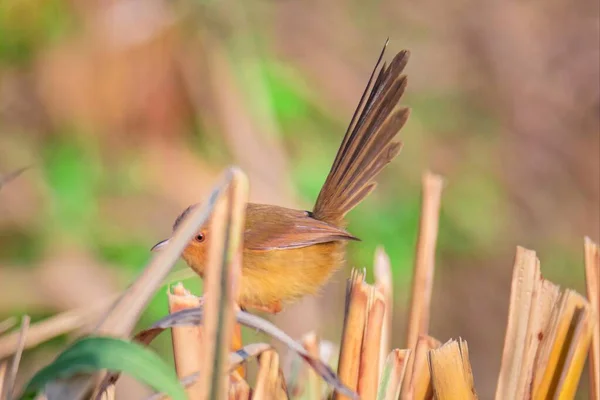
[{"x1": 0, "y1": 0, "x2": 75, "y2": 64}]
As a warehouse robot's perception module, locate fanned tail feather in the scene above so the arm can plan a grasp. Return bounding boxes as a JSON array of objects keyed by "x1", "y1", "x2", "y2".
[{"x1": 312, "y1": 42, "x2": 411, "y2": 225}]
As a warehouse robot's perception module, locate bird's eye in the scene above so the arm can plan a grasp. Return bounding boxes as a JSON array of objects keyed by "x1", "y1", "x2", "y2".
[{"x1": 195, "y1": 233, "x2": 205, "y2": 243}]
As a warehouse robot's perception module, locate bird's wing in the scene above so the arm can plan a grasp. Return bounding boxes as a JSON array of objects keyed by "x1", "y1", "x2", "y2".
[{"x1": 243, "y1": 203, "x2": 359, "y2": 251}]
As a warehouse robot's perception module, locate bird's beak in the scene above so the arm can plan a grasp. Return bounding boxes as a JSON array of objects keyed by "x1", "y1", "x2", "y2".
[{"x1": 151, "y1": 239, "x2": 170, "y2": 252}]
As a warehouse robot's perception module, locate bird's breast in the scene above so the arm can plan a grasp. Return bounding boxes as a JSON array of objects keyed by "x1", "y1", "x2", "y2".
[{"x1": 238, "y1": 241, "x2": 347, "y2": 308}]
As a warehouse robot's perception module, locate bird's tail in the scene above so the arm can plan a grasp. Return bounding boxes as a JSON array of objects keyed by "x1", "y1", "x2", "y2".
[{"x1": 312, "y1": 43, "x2": 410, "y2": 226}]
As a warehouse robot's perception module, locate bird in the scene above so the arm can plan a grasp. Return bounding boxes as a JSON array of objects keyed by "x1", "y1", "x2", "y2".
[{"x1": 152, "y1": 42, "x2": 410, "y2": 314}]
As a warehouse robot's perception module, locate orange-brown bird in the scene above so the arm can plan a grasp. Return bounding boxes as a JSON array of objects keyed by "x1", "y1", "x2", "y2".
[{"x1": 152, "y1": 44, "x2": 410, "y2": 314}]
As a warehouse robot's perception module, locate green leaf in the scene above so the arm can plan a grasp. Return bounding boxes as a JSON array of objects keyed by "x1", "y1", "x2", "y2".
[{"x1": 21, "y1": 336, "x2": 186, "y2": 400}]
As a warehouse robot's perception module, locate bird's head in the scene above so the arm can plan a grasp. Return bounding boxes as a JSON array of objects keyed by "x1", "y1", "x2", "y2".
[{"x1": 151, "y1": 204, "x2": 212, "y2": 277}]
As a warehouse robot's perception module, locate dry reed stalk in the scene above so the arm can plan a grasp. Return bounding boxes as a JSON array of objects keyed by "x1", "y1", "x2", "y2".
[
  {"x1": 532, "y1": 289, "x2": 593, "y2": 399},
  {"x1": 168, "y1": 283, "x2": 205, "y2": 399},
  {"x1": 229, "y1": 384, "x2": 251, "y2": 400},
  {"x1": 402, "y1": 335, "x2": 440, "y2": 400},
  {"x1": 358, "y1": 289, "x2": 386, "y2": 400},
  {"x1": 374, "y1": 247, "x2": 393, "y2": 378},
  {"x1": 254, "y1": 350, "x2": 288, "y2": 399},
  {"x1": 406, "y1": 172, "x2": 444, "y2": 351},
  {"x1": 0, "y1": 361, "x2": 7, "y2": 397},
  {"x1": 554, "y1": 305, "x2": 595, "y2": 398},
  {"x1": 302, "y1": 332, "x2": 322, "y2": 400},
  {"x1": 335, "y1": 269, "x2": 369, "y2": 400},
  {"x1": 377, "y1": 349, "x2": 411, "y2": 400},
  {"x1": 2, "y1": 315, "x2": 29, "y2": 400},
  {"x1": 495, "y1": 246, "x2": 539, "y2": 399},
  {"x1": 584, "y1": 237, "x2": 599, "y2": 400},
  {"x1": 0, "y1": 294, "x2": 118, "y2": 360},
  {"x1": 515, "y1": 276, "x2": 560, "y2": 398},
  {"x1": 199, "y1": 169, "x2": 248, "y2": 399},
  {"x1": 428, "y1": 338, "x2": 477, "y2": 400},
  {"x1": 228, "y1": 372, "x2": 250, "y2": 400}
]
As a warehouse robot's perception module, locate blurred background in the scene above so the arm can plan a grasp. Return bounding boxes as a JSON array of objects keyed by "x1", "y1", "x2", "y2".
[{"x1": 0, "y1": 0, "x2": 598, "y2": 397}]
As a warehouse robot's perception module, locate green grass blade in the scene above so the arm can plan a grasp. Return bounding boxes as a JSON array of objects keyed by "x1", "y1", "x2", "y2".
[{"x1": 20, "y1": 336, "x2": 185, "y2": 400}]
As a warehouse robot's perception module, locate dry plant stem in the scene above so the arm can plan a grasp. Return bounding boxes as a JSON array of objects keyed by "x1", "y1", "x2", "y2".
[
  {"x1": 45, "y1": 168, "x2": 238, "y2": 400},
  {"x1": 302, "y1": 332, "x2": 322, "y2": 400},
  {"x1": 199, "y1": 169, "x2": 248, "y2": 399},
  {"x1": 406, "y1": 172, "x2": 444, "y2": 350},
  {"x1": 515, "y1": 275, "x2": 560, "y2": 399},
  {"x1": 402, "y1": 335, "x2": 440, "y2": 400},
  {"x1": 254, "y1": 350, "x2": 287, "y2": 399},
  {"x1": 374, "y1": 247, "x2": 393, "y2": 378},
  {"x1": 2, "y1": 315, "x2": 29, "y2": 400},
  {"x1": 228, "y1": 371, "x2": 250, "y2": 400},
  {"x1": 532, "y1": 290, "x2": 589, "y2": 398},
  {"x1": 495, "y1": 246, "x2": 539, "y2": 400},
  {"x1": 554, "y1": 305, "x2": 595, "y2": 398},
  {"x1": 0, "y1": 294, "x2": 118, "y2": 359},
  {"x1": 378, "y1": 349, "x2": 411, "y2": 400},
  {"x1": 428, "y1": 338, "x2": 477, "y2": 400},
  {"x1": 0, "y1": 362, "x2": 7, "y2": 398},
  {"x1": 358, "y1": 290, "x2": 386, "y2": 400},
  {"x1": 168, "y1": 283, "x2": 204, "y2": 400},
  {"x1": 584, "y1": 237, "x2": 599, "y2": 400},
  {"x1": 335, "y1": 270, "x2": 369, "y2": 400}
]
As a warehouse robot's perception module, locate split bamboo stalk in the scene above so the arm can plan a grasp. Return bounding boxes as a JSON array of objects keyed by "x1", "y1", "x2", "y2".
[
  {"x1": 532, "y1": 290, "x2": 593, "y2": 399},
  {"x1": 405, "y1": 335, "x2": 441, "y2": 400},
  {"x1": 428, "y1": 338, "x2": 477, "y2": 400},
  {"x1": 254, "y1": 350, "x2": 287, "y2": 399},
  {"x1": 228, "y1": 371, "x2": 250, "y2": 400},
  {"x1": 168, "y1": 283, "x2": 205, "y2": 399},
  {"x1": 358, "y1": 289, "x2": 386, "y2": 400},
  {"x1": 376, "y1": 349, "x2": 411, "y2": 400},
  {"x1": 335, "y1": 269, "x2": 369, "y2": 400},
  {"x1": 515, "y1": 276, "x2": 560, "y2": 399},
  {"x1": 495, "y1": 246, "x2": 539, "y2": 399}
]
